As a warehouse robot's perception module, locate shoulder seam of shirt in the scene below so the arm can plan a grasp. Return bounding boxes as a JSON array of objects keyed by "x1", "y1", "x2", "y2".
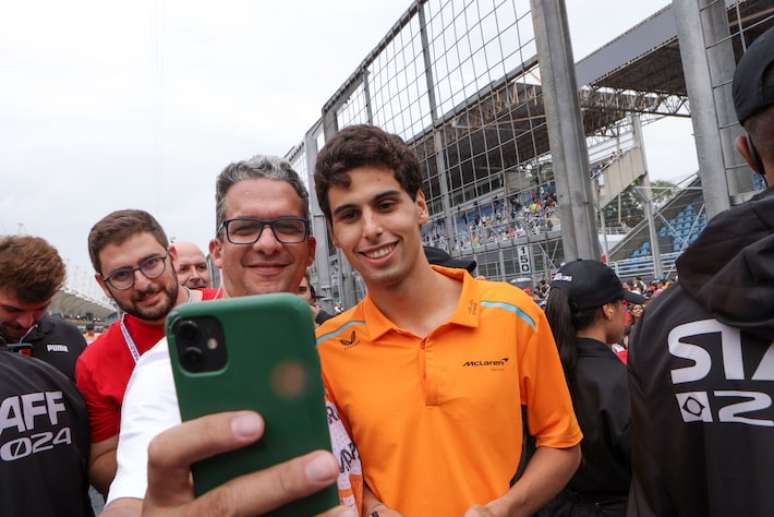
[
  {"x1": 316, "y1": 320, "x2": 367, "y2": 346},
  {"x1": 480, "y1": 300, "x2": 536, "y2": 329}
]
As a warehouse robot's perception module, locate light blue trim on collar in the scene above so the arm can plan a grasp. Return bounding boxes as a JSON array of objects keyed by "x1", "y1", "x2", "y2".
[
  {"x1": 480, "y1": 301, "x2": 536, "y2": 329},
  {"x1": 316, "y1": 320, "x2": 367, "y2": 346}
]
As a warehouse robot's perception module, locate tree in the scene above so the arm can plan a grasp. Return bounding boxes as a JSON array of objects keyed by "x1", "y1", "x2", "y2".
[{"x1": 601, "y1": 178, "x2": 677, "y2": 229}]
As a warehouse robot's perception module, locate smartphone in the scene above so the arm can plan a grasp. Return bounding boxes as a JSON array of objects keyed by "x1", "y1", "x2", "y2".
[{"x1": 166, "y1": 293, "x2": 339, "y2": 516}]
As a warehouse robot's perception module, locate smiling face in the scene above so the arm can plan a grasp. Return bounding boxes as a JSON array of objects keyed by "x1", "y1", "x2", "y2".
[
  {"x1": 173, "y1": 241, "x2": 211, "y2": 289},
  {"x1": 210, "y1": 178, "x2": 315, "y2": 297},
  {"x1": 96, "y1": 232, "x2": 179, "y2": 323},
  {"x1": 327, "y1": 165, "x2": 428, "y2": 291}
]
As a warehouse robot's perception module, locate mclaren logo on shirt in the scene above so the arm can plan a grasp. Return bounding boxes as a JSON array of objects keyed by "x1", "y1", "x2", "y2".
[{"x1": 463, "y1": 357, "x2": 509, "y2": 368}]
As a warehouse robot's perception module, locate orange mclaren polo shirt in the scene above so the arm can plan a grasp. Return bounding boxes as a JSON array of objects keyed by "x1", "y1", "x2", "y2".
[{"x1": 316, "y1": 265, "x2": 582, "y2": 517}]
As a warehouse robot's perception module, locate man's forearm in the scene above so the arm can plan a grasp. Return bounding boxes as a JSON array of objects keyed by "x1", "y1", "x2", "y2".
[
  {"x1": 90, "y1": 451, "x2": 118, "y2": 496},
  {"x1": 90, "y1": 435, "x2": 120, "y2": 495},
  {"x1": 491, "y1": 445, "x2": 580, "y2": 516}
]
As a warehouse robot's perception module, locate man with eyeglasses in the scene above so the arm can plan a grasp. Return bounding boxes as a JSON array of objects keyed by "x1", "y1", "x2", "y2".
[
  {"x1": 75, "y1": 209, "x2": 221, "y2": 495},
  {"x1": 101, "y1": 157, "x2": 358, "y2": 517}
]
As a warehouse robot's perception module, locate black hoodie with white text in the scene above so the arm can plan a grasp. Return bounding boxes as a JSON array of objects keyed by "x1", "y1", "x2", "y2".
[{"x1": 627, "y1": 189, "x2": 774, "y2": 517}]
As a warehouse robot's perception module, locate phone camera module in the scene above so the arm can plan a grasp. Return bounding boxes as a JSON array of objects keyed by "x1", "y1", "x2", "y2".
[
  {"x1": 174, "y1": 316, "x2": 227, "y2": 373},
  {"x1": 177, "y1": 320, "x2": 200, "y2": 342},
  {"x1": 182, "y1": 346, "x2": 204, "y2": 372}
]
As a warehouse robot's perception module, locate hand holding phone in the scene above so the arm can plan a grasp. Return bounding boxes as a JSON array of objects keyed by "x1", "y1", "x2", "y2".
[{"x1": 166, "y1": 293, "x2": 340, "y2": 516}]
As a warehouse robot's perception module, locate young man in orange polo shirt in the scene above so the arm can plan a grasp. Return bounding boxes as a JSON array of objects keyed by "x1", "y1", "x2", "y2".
[{"x1": 314, "y1": 125, "x2": 582, "y2": 517}]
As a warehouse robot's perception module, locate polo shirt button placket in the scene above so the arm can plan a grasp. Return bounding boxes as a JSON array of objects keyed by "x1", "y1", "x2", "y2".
[{"x1": 421, "y1": 336, "x2": 438, "y2": 406}]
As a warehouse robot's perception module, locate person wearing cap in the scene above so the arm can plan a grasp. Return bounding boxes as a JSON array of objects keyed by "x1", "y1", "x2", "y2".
[
  {"x1": 424, "y1": 245, "x2": 477, "y2": 273},
  {"x1": 540, "y1": 259, "x2": 645, "y2": 516},
  {"x1": 627, "y1": 26, "x2": 774, "y2": 516}
]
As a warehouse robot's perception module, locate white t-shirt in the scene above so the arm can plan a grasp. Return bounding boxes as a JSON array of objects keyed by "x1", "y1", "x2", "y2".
[
  {"x1": 106, "y1": 338, "x2": 362, "y2": 511},
  {"x1": 107, "y1": 338, "x2": 179, "y2": 504}
]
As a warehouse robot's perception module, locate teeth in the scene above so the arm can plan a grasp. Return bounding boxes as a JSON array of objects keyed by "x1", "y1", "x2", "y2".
[{"x1": 366, "y1": 244, "x2": 394, "y2": 259}]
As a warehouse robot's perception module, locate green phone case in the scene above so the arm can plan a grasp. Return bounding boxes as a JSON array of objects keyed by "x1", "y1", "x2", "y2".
[{"x1": 166, "y1": 293, "x2": 339, "y2": 516}]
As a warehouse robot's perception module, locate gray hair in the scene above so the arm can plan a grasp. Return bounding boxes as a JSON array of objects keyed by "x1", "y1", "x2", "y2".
[{"x1": 215, "y1": 155, "x2": 310, "y2": 233}]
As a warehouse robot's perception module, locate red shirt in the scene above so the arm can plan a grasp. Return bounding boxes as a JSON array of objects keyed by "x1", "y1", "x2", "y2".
[{"x1": 75, "y1": 288, "x2": 221, "y2": 442}]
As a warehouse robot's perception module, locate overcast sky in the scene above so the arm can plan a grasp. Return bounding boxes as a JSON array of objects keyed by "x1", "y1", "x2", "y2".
[{"x1": 1, "y1": 0, "x2": 695, "y2": 288}]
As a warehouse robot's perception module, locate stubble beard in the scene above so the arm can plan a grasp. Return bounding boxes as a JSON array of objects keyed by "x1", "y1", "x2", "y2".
[
  {"x1": 0, "y1": 322, "x2": 29, "y2": 341},
  {"x1": 120, "y1": 280, "x2": 179, "y2": 322}
]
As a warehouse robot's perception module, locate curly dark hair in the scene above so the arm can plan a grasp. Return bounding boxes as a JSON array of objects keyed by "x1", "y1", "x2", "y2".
[{"x1": 314, "y1": 124, "x2": 422, "y2": 220}]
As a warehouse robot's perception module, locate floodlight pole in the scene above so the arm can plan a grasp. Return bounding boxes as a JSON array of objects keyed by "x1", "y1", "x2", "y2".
[{"x1": 531, "y1": 0, "x2": 601, "y2": 262}]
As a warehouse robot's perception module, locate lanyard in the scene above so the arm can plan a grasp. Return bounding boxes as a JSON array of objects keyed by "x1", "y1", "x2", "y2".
[
  {"x1": 120, "y1": 287, "x2": 192, "y2": 364},
  {"x1": 119, "y1": 314, "x2": 142, "y2": 363}
]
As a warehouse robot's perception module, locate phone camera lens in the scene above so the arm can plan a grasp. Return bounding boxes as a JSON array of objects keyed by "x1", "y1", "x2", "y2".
[
  {"x1": 177, "y1": 320, "x2": 200, "y2": 342},
  {"x1": 182, "y1": 346, "x2": 204, "y2": 372}
]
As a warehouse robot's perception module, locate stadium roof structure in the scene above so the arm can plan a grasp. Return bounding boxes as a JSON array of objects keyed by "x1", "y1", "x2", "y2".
[
  {"x1": 324, "y1": 0, "x2": 774, "y2": 191},
  {"x1": 50, "y1": 286, "x2": 115, "y2": 320},
  {"x1": 577, "y1": 0, "x2": 774, "y2": 96}
]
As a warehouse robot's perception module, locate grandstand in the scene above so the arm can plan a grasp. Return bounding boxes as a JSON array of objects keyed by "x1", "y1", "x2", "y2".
[
  {"x1": 48, "y1": 267, "x2": 115, "y2": 321},
  {"x1": 287, "y1": 0, "x2": 774, "y2": 306}
]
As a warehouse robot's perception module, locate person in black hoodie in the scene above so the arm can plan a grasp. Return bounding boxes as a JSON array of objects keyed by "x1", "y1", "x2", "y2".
[
  {"x1": 541, "y1": 259, "x2": 646, "y2": 516},
  {"x1": 627, "y1": 26, "x2": 774, "y2": 517},
  {"x1": 0, "y1": 235, "x2": 87, "y2": 382},
  {"x1": 0, "y1": 348, "x2": 94, "y2": 517}
]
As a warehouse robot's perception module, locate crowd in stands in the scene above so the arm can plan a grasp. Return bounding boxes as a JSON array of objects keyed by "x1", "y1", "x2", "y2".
[{"x1": 422, "y1": 188, "x2": 560, "y2": 252}]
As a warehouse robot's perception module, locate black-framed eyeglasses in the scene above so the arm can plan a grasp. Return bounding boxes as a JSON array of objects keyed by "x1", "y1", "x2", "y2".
[
  {"x1": 103, "y1": 254, "x2": 168, "y2": 290},
  {"x1": 219, "y1": 217, "x2": 310, "y2": 245}
]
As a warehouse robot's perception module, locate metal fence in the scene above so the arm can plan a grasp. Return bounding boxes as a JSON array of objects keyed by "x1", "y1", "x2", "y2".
[
  {"x1": 293, "y1": 0, "x2": 565, "y2": 305},
  {"x1": 286, "y1": 0, "x2": 773, "y2": 308}
]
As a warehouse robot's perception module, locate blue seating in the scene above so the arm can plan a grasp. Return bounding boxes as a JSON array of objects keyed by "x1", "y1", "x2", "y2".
[{"x1": 628, "y1": 201, "x2": 708, "y2": 258}]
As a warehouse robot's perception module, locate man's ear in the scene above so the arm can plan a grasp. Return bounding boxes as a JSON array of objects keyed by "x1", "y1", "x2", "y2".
[
  {"x1": 95, "y1": 274, "x2": 112, "y2": 299},
  {"x1": 736, "y1": 134, "x2": 760, "y2": 173},
  {"x1": 168, "y1": 245, "x2": 179, "y2": 268},
  {"x1": 415, "y1": 189, "x2": 429, "y2": 225},
  {"x1": 306, "y1": 235, "x2": 317, "y2": 267},
  {"x1": 209, "y1": 239, "x2": 223, "y2": 269}
]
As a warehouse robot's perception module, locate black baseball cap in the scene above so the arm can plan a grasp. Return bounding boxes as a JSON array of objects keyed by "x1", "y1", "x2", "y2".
[
  {"x1": 550, "y1": 259, "x2": 646, "y2": 310},
  {"x1": 424, "y1": 246, "x2": 477, "y2": 273},
  {"x1": 733, "y1": 25, "x2": 774, "y2": 124}
]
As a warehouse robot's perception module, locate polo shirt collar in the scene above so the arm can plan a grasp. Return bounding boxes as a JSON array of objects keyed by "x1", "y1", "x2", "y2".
[{"x1": 362, "y1": 264, "x2": 480, "y2": 340}]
